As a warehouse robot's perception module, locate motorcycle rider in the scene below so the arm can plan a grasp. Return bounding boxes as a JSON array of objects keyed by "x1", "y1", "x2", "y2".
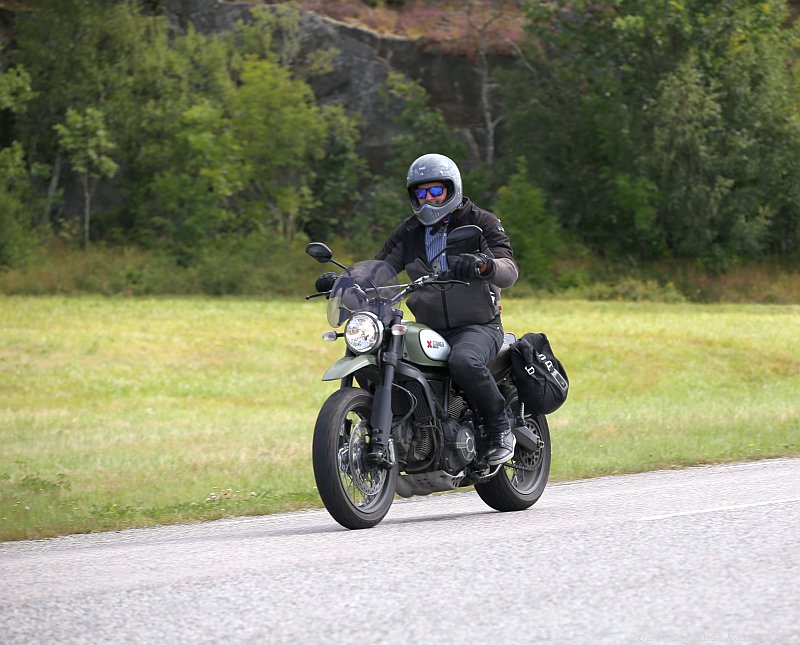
[{"x1": 316, "y1": 153, "x2": 519, "y2": 466}]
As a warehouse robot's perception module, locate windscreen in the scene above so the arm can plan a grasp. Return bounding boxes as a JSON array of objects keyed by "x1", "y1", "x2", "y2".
[{"x1": 326, "y1": 260, "x2": 402, "y2": 328}]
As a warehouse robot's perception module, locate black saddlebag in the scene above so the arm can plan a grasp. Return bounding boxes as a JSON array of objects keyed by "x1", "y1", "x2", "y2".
[{"x1": 510, "y1": 332, "x2": 569, "y2": 415}]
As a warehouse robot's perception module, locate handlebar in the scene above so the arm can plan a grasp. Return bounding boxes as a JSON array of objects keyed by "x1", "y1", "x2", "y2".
[
  {"x1": 304, "y1": 273, "x2": 469, "y2": 302},
  {"x1": 405, "y1": 272, "x2": 469, "y2": 293}
]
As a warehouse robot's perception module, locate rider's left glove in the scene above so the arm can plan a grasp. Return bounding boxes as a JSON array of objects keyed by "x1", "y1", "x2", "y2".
[{"x1": 315, "y1": 271, "x2": 338, "y2": 293}]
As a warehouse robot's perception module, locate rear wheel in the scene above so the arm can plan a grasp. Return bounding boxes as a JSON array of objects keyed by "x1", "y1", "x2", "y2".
[
  {"x1": 312, "y1": 387, "x2": 397, "y2": 529},
  {"x1": 475, "y1": 392, "x2": 551, "y2": 512}
]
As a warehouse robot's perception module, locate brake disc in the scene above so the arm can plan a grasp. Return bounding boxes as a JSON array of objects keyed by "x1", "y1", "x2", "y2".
[{"x1": 348, "y1": 421, "x2": 386, "y2": 496}]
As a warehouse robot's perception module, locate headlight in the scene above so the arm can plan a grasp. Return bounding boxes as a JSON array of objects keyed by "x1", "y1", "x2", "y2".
[{"x1": 344, "y1": 312, "x2": 383, "y2": 354}]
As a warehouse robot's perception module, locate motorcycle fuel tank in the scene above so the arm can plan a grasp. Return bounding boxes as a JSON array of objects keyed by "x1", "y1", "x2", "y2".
[{"x1": 402, "y1": 322, "x2": 450, "y2": 367}]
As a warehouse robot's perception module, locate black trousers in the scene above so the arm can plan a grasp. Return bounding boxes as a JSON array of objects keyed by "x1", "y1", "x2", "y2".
[{"x1": 440, "y1": 321, "x2": 509, "y2": 434}]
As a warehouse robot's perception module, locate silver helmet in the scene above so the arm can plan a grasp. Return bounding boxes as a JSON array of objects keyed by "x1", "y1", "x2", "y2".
[{"x1": 406, "y1": 153, "x2": 463, "y2": 226}]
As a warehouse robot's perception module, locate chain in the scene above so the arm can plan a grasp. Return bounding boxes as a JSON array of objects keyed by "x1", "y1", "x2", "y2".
[{"x1": 506, "y1": 460, "x2": 539, "y2": 472}]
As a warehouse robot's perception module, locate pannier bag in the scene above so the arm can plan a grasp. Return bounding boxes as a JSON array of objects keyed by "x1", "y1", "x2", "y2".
[{"x1": 510, "y1": 332, "x2": 569, "y2": 415}]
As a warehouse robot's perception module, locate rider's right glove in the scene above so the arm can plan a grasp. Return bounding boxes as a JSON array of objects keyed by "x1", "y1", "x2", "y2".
[
  {"x1": 450, "y1": 253, "x2": 484, "y2": 282},
  {"x1": 315, "y1": 271, "x2": 338, "y2": 293}
]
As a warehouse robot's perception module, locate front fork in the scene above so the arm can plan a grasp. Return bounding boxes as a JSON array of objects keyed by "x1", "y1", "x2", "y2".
[{"x1": 367, "y1": 311, "x2": 405, "y2": 467}]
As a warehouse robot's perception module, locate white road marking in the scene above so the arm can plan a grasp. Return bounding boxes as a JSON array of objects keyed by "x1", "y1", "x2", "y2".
[{"x1": 639, "y1": 496, "x2": 800, "y2": 521}]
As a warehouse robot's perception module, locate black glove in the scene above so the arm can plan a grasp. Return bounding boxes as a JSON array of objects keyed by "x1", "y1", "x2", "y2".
[
  {"x1": 315, "y1": 271, "x2": 338, "y2": 293},
  {"x1": 476, "y1": 252, "x2": 494, "y2": 276},
  {"x1": 450, "y1": 253, "x2": 494, "y2": 281}
]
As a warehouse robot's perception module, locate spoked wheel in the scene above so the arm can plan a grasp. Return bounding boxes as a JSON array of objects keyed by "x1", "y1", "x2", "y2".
[
  {"x1": 312, "y1": 387, "x2": 397, "y2": 529},
  {"x1": 475, "y1": 392, "x2": 551, "y2": 512}
]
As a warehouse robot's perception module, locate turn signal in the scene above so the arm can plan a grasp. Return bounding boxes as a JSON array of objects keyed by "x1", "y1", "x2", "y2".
[
  {"x1": 322, "y1": 330, "x2": 338, "y2": 342},
  {"x1": 391, "y1": 324, "x2": 408, "y2": 336}
]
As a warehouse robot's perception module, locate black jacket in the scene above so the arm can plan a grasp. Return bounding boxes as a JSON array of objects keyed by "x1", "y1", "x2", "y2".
[{"x1": 376, "y1": 198, "x2": 518, "y2": 329}]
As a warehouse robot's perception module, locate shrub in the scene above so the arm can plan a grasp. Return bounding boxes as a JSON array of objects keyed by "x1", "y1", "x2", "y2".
[
  {"x1": 0, "y1": 233, "x2": 327, "y2": 297},
  {"x1": 564, "y1": 278, "x2": 687, "y2": 304},
  {"x1": 494, "y1": 157, "x2": 562, "y2": 287}
]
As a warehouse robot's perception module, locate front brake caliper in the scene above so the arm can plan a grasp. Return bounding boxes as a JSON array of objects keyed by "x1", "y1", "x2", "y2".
[{"x1": 338, "y1": 445, "x2": 350, "y2": 474}]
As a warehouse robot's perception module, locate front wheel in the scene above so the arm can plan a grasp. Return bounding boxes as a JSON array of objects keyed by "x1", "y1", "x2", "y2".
[
  {"x1": 474, "y1": 400, "x2": 551, "y2": 512},
  {"x1": 312, "y1": 387, "x2": 397, "y2": 529}
]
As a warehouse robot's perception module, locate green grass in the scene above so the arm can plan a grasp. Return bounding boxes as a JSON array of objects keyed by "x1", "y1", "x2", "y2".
[
  {"x1": 502, "y1": 300, "x2": 800, "y2": 476},
  {"x1": 1, "y1": 296, "x2": 798, "y2": 541}
]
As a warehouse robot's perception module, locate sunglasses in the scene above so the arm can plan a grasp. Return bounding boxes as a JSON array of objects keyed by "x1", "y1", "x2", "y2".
[{"x1": 414, "y1": 185, "x2": 445, "y2": 200}]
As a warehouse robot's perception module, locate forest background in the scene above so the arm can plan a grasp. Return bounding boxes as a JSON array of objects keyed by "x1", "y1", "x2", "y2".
[{"x1": 1, "y1": 0, "x2": 800, "y2": 302}]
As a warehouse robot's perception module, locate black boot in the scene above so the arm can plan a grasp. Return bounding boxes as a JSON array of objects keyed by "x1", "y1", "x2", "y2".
[
  {"x1": 485, "y1": 430, "x2": 516, "y2": 465},
  {"x1": 482, "y1": 411, "x2": 514, "y2": 466}
]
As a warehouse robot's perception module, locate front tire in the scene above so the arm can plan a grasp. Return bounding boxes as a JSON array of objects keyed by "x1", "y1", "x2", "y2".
[
  {"x1": 475, "y1": 392, "x2": 551, "y2": 512},
  {"x1": 312, "y1": 387, "x2": 397, "y2": 529}
]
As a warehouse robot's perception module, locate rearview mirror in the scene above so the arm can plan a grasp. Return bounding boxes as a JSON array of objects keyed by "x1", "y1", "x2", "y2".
[
  {"x1": 446, "y1": 225, "x2": 483, "y2": 249},
  {"x1": 306, "y1": 242, "x2": 333, "y2": 263}
]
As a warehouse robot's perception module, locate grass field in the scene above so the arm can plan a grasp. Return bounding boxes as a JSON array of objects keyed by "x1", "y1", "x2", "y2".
[{"x1": 1, "y1": 295, "x2": 798, "y2": 541}]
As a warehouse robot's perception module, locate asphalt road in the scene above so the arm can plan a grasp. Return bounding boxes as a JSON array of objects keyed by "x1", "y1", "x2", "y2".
[{"x1": 1, "y1": 458, "x2": 799, "y2": 644}]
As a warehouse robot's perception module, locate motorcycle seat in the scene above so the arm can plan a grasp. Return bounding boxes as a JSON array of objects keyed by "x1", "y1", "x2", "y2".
[{"x1": 489, "y1": 332, "x2": 516, "y2": 379}]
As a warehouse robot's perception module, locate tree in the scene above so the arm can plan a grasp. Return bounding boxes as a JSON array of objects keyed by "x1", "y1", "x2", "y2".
[
  {"x1": 145, "y1": 100, "x2": 243, "y2": 252},
  {"x1": 433, "y1": 0, "x2": 521, "y2": 168},
  {"x1": 465, "y1": 0, "x2": 507, "y2": 167},
  {"x1": 0, "y1": 142, "x2": 37, "y2": 267},
  {"x1": 344, "y1": 71, "x2": 470, "y2": 253},
  {"x1": 230, "y1": 58, "x2": 326, "y2": 242},
  {"x1": 114, "y1": 20, "x2": 239, "y2": 247},
  {"x1": 0, "y1": 65, "x2": 38, "y2": 266},
  {"x1": 54, "y1": 107, "x2": 118, "y2": 251},
  {"x1": 305, "y1": 104, "x2": 367, "y2": 242},
  {"x1": 502, "y1": 0, "x2": 800, "y2": 263},
  {"x1": 0, "y1": 64, "x2": 35, "y2": 114},
  {"x1": 3, "y1": 1, "x2": 366, "y2": 256},
  {"x1": 494, "y1": 157, "x2": 562, "y2": 286},
  {"x1": 225, "y1": 3, "x2": 364, "y2": 243},
  {"x1": 381, "y1": 71, "x2": 467, "y2": 175},
  {"x1": 12, "y1": 0, "x2": 148, "y2": 226},
  {"x1": 230, "y1": 2, "x2": 338, "y2": 81}
]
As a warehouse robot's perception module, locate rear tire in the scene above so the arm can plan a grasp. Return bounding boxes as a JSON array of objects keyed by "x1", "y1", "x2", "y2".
[
  {"x1": 312, "y1": 387, "x2": 397, "y2": 529},
  {"x1": 475, "y1": 391, "x2": 551, "y2": 512}
]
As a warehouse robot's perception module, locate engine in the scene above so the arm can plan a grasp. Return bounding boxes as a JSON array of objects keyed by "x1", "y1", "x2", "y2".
[
  {"x1": 394, "y1": 419, "x2": 476, "y2": 498},
  {"x1": 391, "y1": 381, "x2": 476, "y2": 474},
  {"x1": 441, "y1": 418, "x2": 476, "y2": 473}
]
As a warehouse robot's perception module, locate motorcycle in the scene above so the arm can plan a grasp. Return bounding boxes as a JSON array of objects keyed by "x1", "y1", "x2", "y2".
[{"x1": 305, "y1": 225, "x2": 551, "y2": 529}]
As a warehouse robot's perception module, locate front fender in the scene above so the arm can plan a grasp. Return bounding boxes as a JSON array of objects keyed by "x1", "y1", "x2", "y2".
[{"x1": 322, "y1": 354, "x2": 378, "y2": 381}]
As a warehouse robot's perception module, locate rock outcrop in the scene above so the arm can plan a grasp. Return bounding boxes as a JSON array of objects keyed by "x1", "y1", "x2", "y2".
[
  {"x1": 158, "y1": 0, "x2": 508, "y2": 170},
  {"x1": 1, "y1": 0, "x2": 510, "y2": 169}
]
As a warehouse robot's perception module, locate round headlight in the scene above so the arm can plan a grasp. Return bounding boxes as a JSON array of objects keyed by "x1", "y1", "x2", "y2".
[{"x1": 344, "y1": 312, "x2": 383, "y2": 354}]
